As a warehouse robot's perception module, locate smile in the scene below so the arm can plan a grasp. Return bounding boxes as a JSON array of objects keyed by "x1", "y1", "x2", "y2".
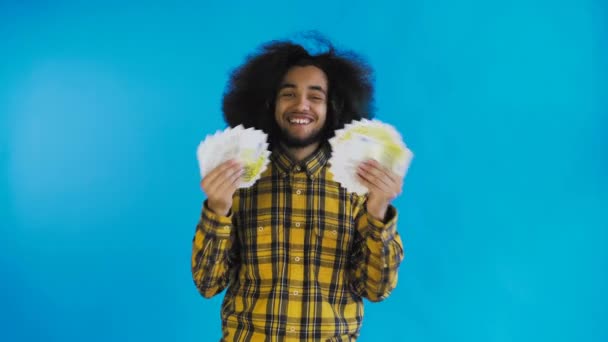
[{"x1": 288, "y1": 118, "x2": 312, "y2": 125}]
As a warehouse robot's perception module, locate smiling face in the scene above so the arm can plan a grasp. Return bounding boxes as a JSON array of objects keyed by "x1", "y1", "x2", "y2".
[{"x1": 274, "y1": 65, "x2": 329, "y2": 148}]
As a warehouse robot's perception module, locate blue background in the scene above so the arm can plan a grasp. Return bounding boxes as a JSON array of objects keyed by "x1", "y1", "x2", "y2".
[{"x1": 1, "y1": 1, "x2": 607, "y2": 341}]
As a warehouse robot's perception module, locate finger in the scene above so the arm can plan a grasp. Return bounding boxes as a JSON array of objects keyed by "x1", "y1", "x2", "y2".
[
  {"x1": 358, "y1": 166, "x2": 403, "y2": 199},
  {"x1": 357, "y1": 172, "x2": 395, "y2": 199},
  {"x1": 202, "y1": 159, "x2": 240, "y2": 188},
  {"x1": 358, "y1": 161, "x2": 392, "y2": 190},
  {"x1": 356, "y1": 172, "x2": 374, "y2": 192},
  {"x1": 208, "y1": 165, "x2": 243, "y2": 195},
  {"x1": 222, "y1": 166, "x2": 245, "y2": 193},
  {"x1": 361, "y1": 159, "x2": 405, "y2": 195},
  {"x1": 224, "y1": 176, "x2": 241, "y2": 196},
  {"x1": 204, "y1": 162, "x2": 243, "y2": 194},
  {"x1": 362, "y1": 159, "x2": 399, "y2": 185},
  {"x1": 357, "y1": 167, "x2": 392, "y2": 194}
]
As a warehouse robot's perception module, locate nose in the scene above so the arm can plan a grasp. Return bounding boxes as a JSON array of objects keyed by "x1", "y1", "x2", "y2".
[{"x1": 295, "y1": 96, "x2": 310, "y2": 111}]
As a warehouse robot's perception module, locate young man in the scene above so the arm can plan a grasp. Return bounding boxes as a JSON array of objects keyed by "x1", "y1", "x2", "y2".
[{"x1": 192, "y1": 36, "x2": 405, "y2": 341}]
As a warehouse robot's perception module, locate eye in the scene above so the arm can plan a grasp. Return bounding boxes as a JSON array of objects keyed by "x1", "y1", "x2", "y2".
[{"x1": 281, "y1": 92, "x2": 295, "y2": 98}]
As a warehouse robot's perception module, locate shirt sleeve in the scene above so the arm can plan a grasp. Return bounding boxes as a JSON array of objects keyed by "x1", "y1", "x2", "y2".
[
  {"x1": 191, "y1": 200, "x2": 240, "y2": 298},
  {"x1": 348, "y1": 194, "x2": 405, "y2": 302}
]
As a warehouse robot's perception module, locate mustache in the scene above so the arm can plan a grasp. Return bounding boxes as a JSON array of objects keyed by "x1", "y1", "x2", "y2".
[{"x1": 276, "y1": 123, "x2": 331, "y2": 148}]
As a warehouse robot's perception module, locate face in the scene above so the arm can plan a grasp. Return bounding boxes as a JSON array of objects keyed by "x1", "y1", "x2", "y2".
[{"x1": 274, "y1": 65, "x2": 328, "y2": 148}]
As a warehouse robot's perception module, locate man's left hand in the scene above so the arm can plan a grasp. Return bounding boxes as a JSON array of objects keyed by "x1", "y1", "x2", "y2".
[{"x1": 356, "y1": 159, "x2": 404, "y2": 221}]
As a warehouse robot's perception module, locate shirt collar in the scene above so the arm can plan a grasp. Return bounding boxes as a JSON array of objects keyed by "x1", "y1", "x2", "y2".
[{"x1": 270, "y1": 142, "x2": 331, "y2": 179}]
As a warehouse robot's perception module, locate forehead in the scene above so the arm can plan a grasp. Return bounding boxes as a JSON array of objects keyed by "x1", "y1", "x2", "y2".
[{"x1": 281, "y1": 65, "x2": 328, "y2": 89}]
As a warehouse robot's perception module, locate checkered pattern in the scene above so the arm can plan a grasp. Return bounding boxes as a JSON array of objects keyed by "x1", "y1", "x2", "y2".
[{"x1": 192, "y1": 144, "x2": 404, "y2": 341}]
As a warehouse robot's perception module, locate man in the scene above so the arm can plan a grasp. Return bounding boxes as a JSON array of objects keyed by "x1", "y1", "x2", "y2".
[{"x1": 192, "y1": 36, "x2": 405, "y2": 341}]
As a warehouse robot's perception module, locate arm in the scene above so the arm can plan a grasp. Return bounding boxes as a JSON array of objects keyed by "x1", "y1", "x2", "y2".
[
  {"x1": 191, "y1": 200, "x2": 240, "y2": 299},
  {"x1": 348, "y1": 195, "x2": 404, "y2": 302}
]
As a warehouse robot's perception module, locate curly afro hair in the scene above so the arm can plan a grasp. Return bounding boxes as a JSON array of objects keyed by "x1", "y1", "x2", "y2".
[{"x1": 222, "y1": 33, "x2": 375, "y2": 148}]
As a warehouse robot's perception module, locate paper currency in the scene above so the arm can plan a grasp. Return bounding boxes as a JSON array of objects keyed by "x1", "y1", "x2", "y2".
[
  {"x1": 328, "y1": 119, "x2": 414, "y2": 195},
  {"x1": 197, "y1": 125, "x2": 271, "y2": 188}
]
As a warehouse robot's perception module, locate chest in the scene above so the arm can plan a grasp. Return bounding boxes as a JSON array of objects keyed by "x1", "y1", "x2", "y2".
[{"x1": 234, "y1": 170, "x2": 356, "y2": 260}]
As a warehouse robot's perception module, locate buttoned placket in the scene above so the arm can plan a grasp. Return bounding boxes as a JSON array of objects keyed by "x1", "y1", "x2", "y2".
[{"x1": 285, "y1": 167, "x2": 308, "y2": 331}]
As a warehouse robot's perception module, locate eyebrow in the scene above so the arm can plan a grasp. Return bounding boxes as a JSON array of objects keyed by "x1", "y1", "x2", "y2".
[{"x1": 279, "y1": 83, "x2": 327, "y2": 95}]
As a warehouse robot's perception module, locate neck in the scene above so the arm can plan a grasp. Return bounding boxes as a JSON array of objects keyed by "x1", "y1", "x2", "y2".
[{"x1": 282, "y1": 142, "x2": 321, "y2": 162}]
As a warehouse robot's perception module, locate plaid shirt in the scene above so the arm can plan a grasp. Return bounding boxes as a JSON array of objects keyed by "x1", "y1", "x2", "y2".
[{"x1": 192, "y1": 143, "x2": 404, "y2": 341}]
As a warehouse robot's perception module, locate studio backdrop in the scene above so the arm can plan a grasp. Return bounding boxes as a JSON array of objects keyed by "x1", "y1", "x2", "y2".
[{"x1": 1, "y1": 1, "x2": 606, "y2": 341}]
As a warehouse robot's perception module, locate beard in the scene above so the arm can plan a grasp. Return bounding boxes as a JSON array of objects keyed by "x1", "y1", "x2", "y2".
[{"x1": 278, "y1": 123, "x2": 329, "y2": 148}]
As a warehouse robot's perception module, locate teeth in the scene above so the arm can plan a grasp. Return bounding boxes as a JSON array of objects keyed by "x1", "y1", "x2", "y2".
[{"x1": 289, "y1": 118, "x2": 311, "y2": 124}]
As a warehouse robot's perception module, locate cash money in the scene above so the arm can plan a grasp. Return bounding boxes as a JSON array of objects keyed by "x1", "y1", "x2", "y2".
[
  {"x1": 328, "y1": 119, "x2": 414, "y2": 195},
  {"x1": 197, "y1": 125, "x2": 271, "y2": 188}
]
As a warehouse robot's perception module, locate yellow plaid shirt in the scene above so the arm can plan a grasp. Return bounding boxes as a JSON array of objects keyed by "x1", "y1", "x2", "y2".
[{"x1": 192, "y1": 143, "x2": 404, "y2": 341}]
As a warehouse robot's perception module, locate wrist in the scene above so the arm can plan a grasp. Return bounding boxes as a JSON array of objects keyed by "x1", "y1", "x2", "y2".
[
  {"x1": 366, "y1": 202, "x2": 388, "y2": 222},
  {"x1": 206, "y1": 200, "x2": 231, "y2": 217}
]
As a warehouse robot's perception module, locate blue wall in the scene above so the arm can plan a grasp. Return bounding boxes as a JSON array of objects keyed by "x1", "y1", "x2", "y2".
[{"x1": 1, "y1": 1, "x2": 606, "y2": 341}]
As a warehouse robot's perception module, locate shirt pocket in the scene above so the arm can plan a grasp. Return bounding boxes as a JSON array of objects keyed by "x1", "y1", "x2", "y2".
[
  {"x1": 313, "y1": 219, "x2": 354, "y2": 255},
  {"x1": 312, "y1": 188, "x2": 355, "y2": 250},
  {"x1": 313, "y1": 219, "x2": 354, "y2": 298},
  {"x1": 239, "y1": 217, "x2": 275, "y2": 281}
]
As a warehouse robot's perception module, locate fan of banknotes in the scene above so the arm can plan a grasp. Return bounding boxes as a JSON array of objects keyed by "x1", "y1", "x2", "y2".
[
  {"x1": 197, "y1": 125, "x2": 271, "y2": 188},
  {"x1": 328, "y1": 119, "x2": 414, "y2": 195}
]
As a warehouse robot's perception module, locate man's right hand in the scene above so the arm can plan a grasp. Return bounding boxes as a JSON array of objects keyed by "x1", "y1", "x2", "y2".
[{"x1": 200, "y1": 159, "x2": 244, "y2": 216}]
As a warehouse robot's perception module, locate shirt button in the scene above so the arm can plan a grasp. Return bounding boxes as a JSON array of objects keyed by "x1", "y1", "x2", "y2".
[
  {"x1": 294, "y1": 256, "x2": 301, "y2": 262},
  {"x1": 295, "y1": 222, "x2": 301, "y2": 227},
  {"x1": 295, "y1": 165, "x2": 301, "y2": 171},
  {"x1": 258, "y1": 226, "x2": 264, "y2": 232},
  {"x1": 223, "y1": 225, "x2": 230, "y2": 230},
  {"x1": 331, "y1": 230, "x2": 338, "y2": 235},
  {"x1": 292, "y1": 290, "x2": 299, "y2": 296},
  {"x1": 310, "y1": 175, "x2": 315, "y2": 180},
  {"x1": 296, "y1": 189, "x2": 302, "y2": 195},
  {"x1": 289, "y1": 327, "x2": 296, "y2": 333}
]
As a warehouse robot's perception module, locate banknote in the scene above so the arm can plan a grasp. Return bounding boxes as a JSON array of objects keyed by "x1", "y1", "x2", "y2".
[
  {"x1": 197, "y1": 125, "x2": 270, "y2": 188},
  {"x1": 329, "y1": 119, "x2": 414, "y2": 195}
]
